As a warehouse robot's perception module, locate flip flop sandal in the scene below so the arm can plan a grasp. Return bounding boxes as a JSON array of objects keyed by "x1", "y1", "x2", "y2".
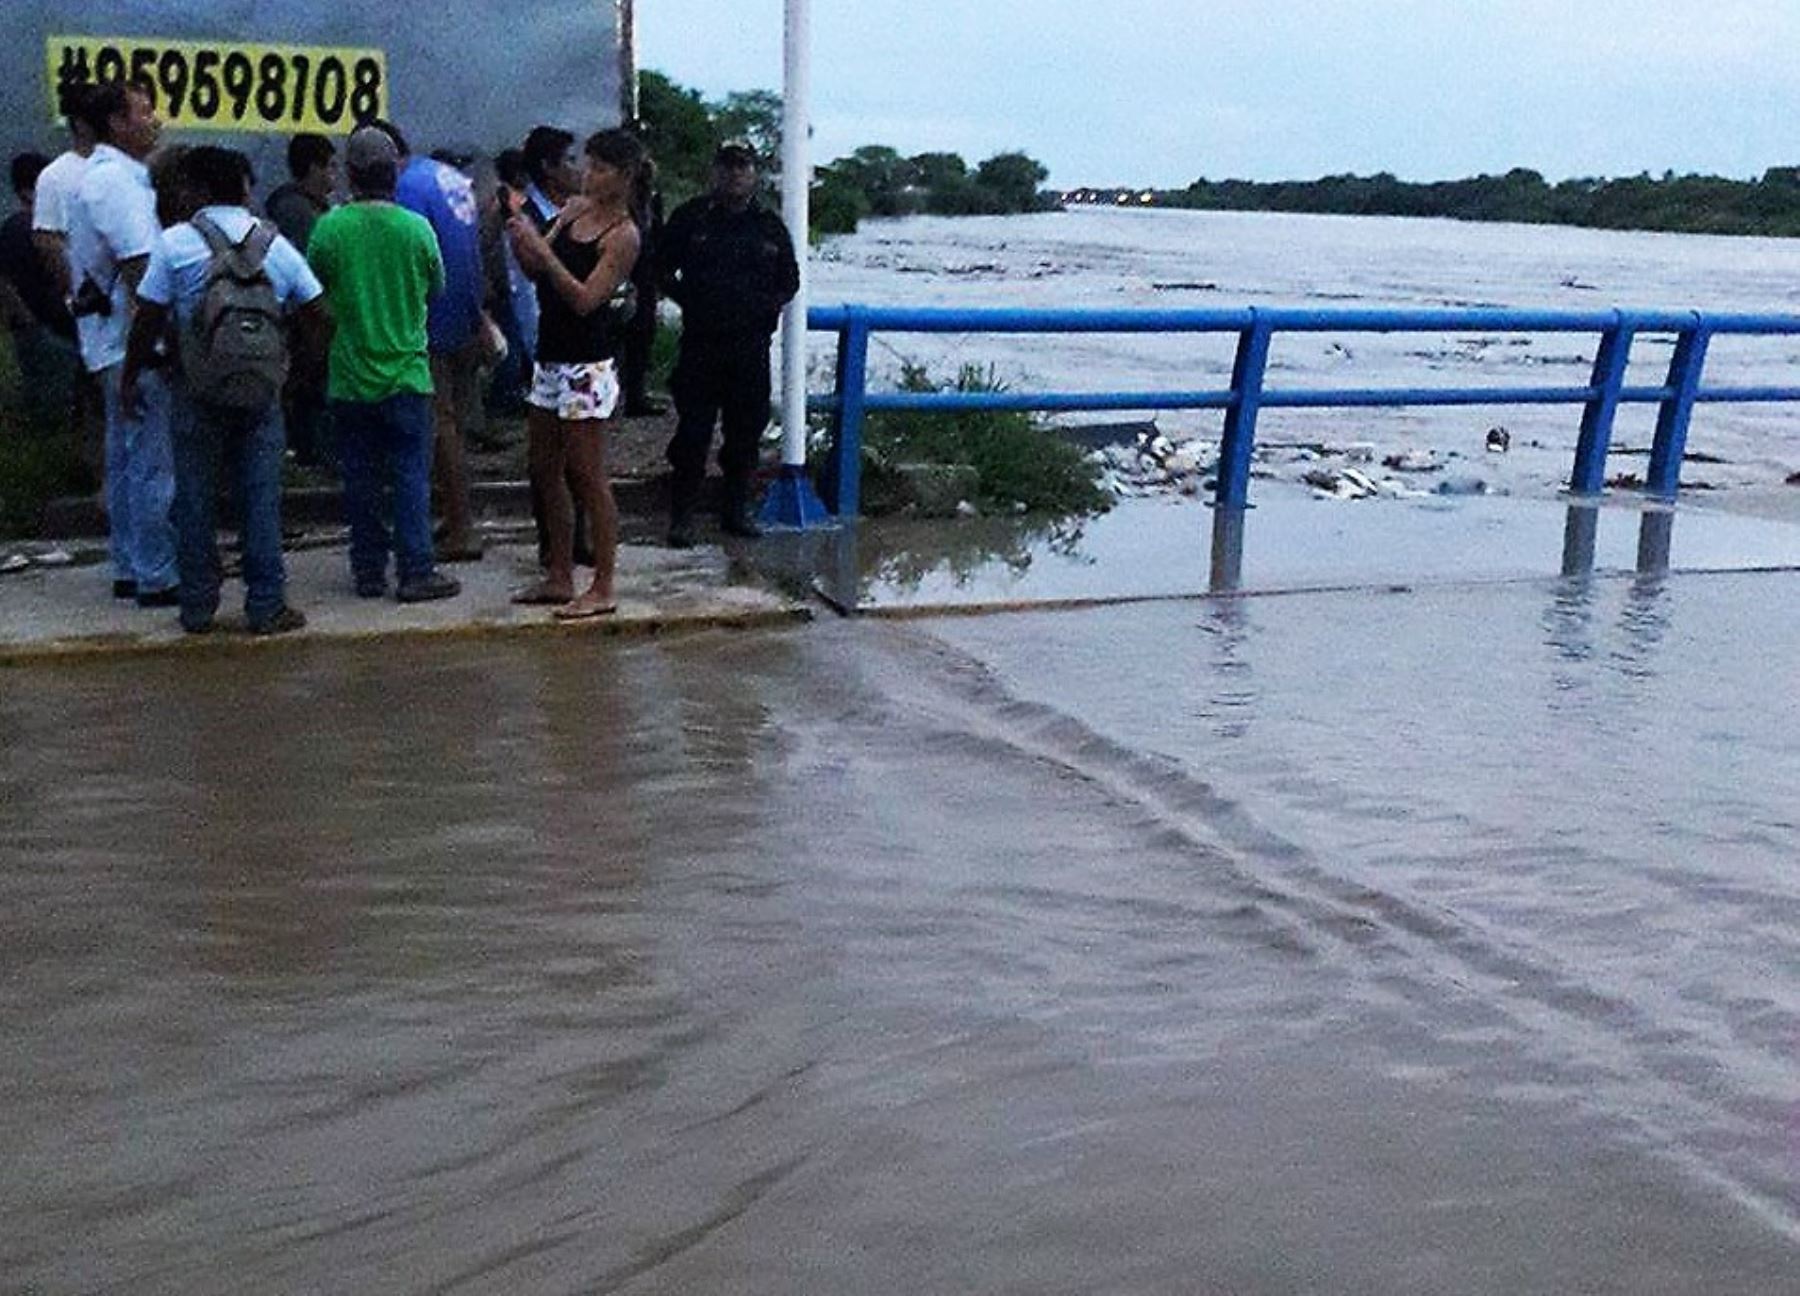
[{"x1": 551, "y1": 601, "x2": 619, "y2": 621}]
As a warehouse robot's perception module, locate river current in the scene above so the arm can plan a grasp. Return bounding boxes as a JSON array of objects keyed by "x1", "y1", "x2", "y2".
[{"x1": 814, "y1": 207, "x2": 1800, "y2": 504}]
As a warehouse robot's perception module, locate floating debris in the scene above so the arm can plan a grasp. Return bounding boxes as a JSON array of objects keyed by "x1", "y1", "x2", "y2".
[
  {"x1": 1382, "y1": 449, "x2": 1445, "y2": 474},
  {"x1": 1087, "y1": 428, "x2": 1218, "y2": 496},
  {"x1": 1300, "y1": 467, "x2": 1429, "y2": 501},
  {"x1": 0, "y1": 553, "x2": 29, "y2": 575},
  {"x1": 1485, "y1": 426, "x2": 1511, "y2": 453}
]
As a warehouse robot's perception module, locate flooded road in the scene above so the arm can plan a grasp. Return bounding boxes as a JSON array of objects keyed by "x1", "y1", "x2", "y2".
[{"x1": 3, "y1": 587, "x2": 1799, "y2": 1293}]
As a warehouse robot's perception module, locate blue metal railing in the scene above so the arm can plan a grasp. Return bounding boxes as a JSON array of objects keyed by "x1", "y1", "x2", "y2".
[{"x1": 805, "y1": 305, "x2": 1800, "y2": 515}]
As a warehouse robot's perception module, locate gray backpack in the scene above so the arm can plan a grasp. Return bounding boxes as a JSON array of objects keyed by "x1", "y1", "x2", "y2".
[{"x1": 182, "y1": 214, "x2": 288, "y2": 411}]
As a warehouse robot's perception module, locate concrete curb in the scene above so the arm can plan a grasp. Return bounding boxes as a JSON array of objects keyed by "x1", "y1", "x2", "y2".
[{"x1": 0, "y1": 602, "x2": 813, "y2": 668}]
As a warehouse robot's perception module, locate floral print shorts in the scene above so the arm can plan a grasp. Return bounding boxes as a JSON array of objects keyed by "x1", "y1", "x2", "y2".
[{"x1": 527, "y1": 361, "x2": 620, "y2": 422}]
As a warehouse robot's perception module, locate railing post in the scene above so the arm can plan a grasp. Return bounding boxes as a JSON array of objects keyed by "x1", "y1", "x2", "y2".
[
  {"x1": 1570, "y1": 316, "x2": 1633, "y2": 496},
  {"x1": 1216, "y1": 314, "x2": 1272, "y2": 509},
  {"x1": 828, "y1": 311, "x2": 870, "y2": 518},
  {"x1": 1646, "y1": 323, "x2": 1710, "y2": 501}
]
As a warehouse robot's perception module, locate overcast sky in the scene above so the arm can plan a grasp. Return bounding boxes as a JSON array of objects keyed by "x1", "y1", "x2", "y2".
[{"x1": 638, "y1": 0, "x2": 1799, "y2": 187}]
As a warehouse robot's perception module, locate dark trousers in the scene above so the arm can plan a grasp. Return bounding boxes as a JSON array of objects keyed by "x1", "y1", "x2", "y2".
[
  {"x1": 283, "y1": 378, "x2": 330, "y2": 467},
  {"x1": 620, "y1": 277, "x2": 659, "y2": 407},
  {"x1": 666, "y1": 334, "x2": 772, "y2": 508}
]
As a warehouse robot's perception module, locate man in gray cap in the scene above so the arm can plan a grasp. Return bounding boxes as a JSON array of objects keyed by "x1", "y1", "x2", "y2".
[
  {"x1": 304, "y1": 124, "x2": 460, "y2": 602},
  {"x1": 657, "y1": 139, "x2": 800, "y2": 546}
]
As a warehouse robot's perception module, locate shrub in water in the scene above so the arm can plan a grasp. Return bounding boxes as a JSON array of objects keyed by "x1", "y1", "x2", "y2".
[{"x1": 856, "y1": 363, "x2": 1108, "y2": 517}]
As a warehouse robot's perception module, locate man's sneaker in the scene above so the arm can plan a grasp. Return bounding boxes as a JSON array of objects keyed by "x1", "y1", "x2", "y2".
[
  {"x1": 179, "y1": 615, "x2": 214, "y2": 636},
  {"x1": 395, "y1": 572, "x2": 462, "y2": 603},
  {"x1": 249, "y1": 606, "x2": 307, "y2": 636},
  {"x1": 112, "y1": 579, "x2": 137, "y2": 600},
  {"x1": 136, "y1": 586, "x2": 180, "y2": 608},
  {"x1": 354, "y1": 575, "x2": 388, "y2": 599},
  {"x1": 624, "y1": 396, "x2": 666, "y2": 418},
  {"x1": 666, "y1": 514, "x2": 697, "y2": 549}
]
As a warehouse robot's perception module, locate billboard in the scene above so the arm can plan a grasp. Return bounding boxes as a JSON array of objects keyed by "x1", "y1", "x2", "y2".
[{"x1": 5, "y1": 2, "x2": 627, "y2": 184}]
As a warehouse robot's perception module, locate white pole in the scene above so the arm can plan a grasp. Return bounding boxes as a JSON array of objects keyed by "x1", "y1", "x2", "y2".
[{"x1": 779, "y1": 0, "x2": 811, "y2": 467}]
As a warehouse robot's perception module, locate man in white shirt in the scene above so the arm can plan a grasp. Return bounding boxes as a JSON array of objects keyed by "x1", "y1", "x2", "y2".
[
  {"x1": 65, "y1": 78, "x2": 176, "y2": 605},
  {"x1": 31, "y1": 83, "x2": 104, "y2": 486},
  {"x1": 126, "y1": 146, "x2": 327, "y2": 636},
  {"x1": 30, "y1": 82, "x2": 98, "y2": 303}
]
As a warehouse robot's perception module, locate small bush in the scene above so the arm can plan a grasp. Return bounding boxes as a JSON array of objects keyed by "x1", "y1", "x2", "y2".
[
  {"x1": 858, "y1": 363, "x2": 1108, "y2": 517},
  {"x1": 650, "y1": 316, "x2": 681, "y2": 392},
  {"x1": 0, "y1": 333, "x2": 87, "y2": 537}
]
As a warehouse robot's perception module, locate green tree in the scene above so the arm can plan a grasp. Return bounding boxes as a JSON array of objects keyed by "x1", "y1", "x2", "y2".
[
  {"x1": 835, "y1": 145, "x2": 916, "y2": 216},
  {"x1": 637, "y1": 70, "x2": 715, "y2": 205},
  {"x1": 812, "y1": 168, "x2": 870, "y2": 237},
  {"x1": 974, "y1": 152, "x2": 1049, "y2": 212},
  {"x1": 713, "y1": 89, "x2": 783, "y2": 176},
  {"x1": 909, "y1": 151, "x2": 968, "y2": 191}
]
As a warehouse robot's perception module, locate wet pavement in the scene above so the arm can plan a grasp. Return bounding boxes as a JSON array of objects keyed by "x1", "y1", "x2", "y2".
[{"x1": 0, "y1": 536, "x2": 808, "y2": 662}]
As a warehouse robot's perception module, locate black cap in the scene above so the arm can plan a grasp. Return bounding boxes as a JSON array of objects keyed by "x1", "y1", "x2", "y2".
[{"x1": 715, "y1": 139, "x2": 757, "y2": 166}]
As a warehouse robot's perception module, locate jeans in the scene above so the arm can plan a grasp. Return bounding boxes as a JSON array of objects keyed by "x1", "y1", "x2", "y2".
[
  {"x1": 332, "y1": 393, "x2": 437, "y2": 587},
  {"x1": 99, "y1": 364, "x2": 178, "y2": 593},
  {"x1": 171, "y1": 395, "x2": 287, "y2": 629}
]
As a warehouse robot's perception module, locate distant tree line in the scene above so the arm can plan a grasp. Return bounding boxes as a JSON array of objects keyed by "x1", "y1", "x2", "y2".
[
  {"x1": 635, "y1": 70, "x2": 1052, "y2": 237},
  {"x1": 1154, "y1": 168, "x2": 1800, "y2": 237},
  {"x1": 813, "y1": 148, "x2": 1055, "y2": 234}
]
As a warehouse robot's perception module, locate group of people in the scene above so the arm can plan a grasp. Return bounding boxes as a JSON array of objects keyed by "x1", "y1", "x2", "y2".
[{"x1": 3, "y1": 76, "x2": 801, "y2": 632}]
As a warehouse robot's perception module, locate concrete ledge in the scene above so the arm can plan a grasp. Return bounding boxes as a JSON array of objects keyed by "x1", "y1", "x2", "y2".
[{"x1": 0, "y1": 539, "x2": 810, "y2": 665}]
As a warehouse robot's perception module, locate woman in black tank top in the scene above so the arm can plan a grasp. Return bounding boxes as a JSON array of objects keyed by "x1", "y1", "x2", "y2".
[{"x1": 506, "y1": 130, "x2": 643, "y2": 619}]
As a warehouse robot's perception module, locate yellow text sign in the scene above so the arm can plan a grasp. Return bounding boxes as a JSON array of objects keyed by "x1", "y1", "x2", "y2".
[{"x1": 47, "y1": 36, "x2": 387, "y2": 135}]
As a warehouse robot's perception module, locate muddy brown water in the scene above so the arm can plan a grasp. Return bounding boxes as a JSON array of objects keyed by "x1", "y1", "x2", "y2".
[{"x1": 2, "y1": 582, "x2": 1798, "y2": 1293}]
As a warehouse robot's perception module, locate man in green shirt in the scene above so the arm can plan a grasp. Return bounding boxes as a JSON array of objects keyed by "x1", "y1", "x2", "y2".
[{"x1": 306, "y1": 125, "x2": 459, "y2": 602}]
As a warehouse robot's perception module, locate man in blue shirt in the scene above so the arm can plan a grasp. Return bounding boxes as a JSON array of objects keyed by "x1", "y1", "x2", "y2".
[
  {"x1": 377, "y1": 120, "x2": 487, "y2": 562},
  {"x1": 124, "y1": 147, "x2": 326, "y2": 635}
]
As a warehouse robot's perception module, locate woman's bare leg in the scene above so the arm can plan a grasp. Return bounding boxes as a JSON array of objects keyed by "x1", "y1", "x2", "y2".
[
  {"x1": 518, "y1": 406, "x2": 575, "y2": 602},
  {"x1": 556, "y1": 417, "x2": 617, "y2": 616}
]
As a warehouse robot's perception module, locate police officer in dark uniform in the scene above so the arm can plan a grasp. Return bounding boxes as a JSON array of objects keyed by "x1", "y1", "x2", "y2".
[{"x1": 658, "y1": 140, "x2": 800, "y2": 546}]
